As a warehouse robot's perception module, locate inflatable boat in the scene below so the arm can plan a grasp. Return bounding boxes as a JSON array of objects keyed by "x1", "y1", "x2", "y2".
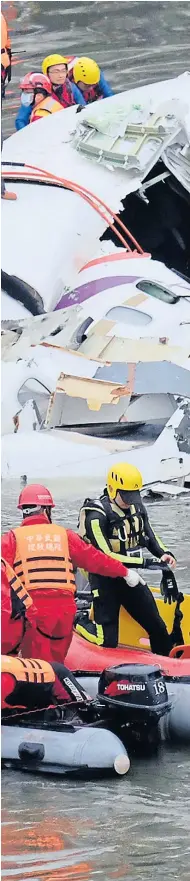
[
  {"x1": 2, "y1": 630, "x2": 190, "y2": 780},
  {"x1": 1, "y1": 656, "x2": 175, "y2": 776},
  {"x1": 75, "y1": 568, "x2": 190, "y2": 651},
  {"x1": 66, "y1": 632, "x2": 190, "y2": 744}
]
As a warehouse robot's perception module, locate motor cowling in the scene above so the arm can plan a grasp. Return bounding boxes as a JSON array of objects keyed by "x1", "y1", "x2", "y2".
[{"x1": 98, "y1": 664, "x2": 170, "y2": 723}]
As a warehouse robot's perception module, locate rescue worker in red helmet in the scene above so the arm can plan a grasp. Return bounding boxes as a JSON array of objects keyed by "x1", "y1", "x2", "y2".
[
  {"x1": 29, "y1": 73, "x2": 63, "y2": 123},
  {"x1": 1, "y1": 483, "x2": 131, "y2": 665},
  {"x1": 15, "y1": 71, "x2": 36, "y2": 131},
  {"x1": 15, "y1": 72, "x2": 62, "y2": 131}
]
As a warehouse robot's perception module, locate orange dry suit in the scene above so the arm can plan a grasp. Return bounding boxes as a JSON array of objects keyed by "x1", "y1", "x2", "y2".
[
  {"x1": 11, "y1": 523, "x2": 76, "y2": 663},
  {"x1": 1, "y1": 654, "x2": 91, "y2": 711}
]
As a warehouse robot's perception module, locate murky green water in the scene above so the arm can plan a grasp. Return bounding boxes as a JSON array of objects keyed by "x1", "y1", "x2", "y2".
[
  {"x1": 1, "y1": 1, "x2": 190, "y2": 877},
  {"x1": 2, "y1": 0, "x2": 190, "y2": 137}
]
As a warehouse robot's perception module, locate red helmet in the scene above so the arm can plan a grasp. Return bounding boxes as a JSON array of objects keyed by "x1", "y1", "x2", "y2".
[
  {"x1": 18, "y1": 484, "x2": 55, "y2": 509},
  {"x1": 20, "y1": 72, "x2": 52, "y2": 95},
  {"x1": 20, "y1": 72, "x2": 36, "y2": 91}
]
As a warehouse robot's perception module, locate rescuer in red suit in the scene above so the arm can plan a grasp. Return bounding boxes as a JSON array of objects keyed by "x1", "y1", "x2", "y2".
[{"x1": 1, "y1": 484, "x2": 129, "y2": 665}]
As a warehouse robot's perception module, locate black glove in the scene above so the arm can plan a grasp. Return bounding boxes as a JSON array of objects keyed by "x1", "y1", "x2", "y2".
[
  {"x1": 7, "y1": 48, "x2": 11, "y2": 83},
  {"x1": 160, "y1": 569, "x2": 179, "y2": 604}
]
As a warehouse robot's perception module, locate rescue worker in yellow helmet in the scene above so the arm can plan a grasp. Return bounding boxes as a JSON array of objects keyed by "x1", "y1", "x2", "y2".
[
  {"x1": 73, "y1": 56, "x2": 114, "y2": 105},
  {"x1": 76, "y1": 462, "x2": 176, "y2": 655},
  {"x1": 42, "y1": 54, "x2": 84, "y2": 107}
]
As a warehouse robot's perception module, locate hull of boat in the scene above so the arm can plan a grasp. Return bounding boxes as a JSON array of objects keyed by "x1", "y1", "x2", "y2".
[{"x1": 1, "y1": 722, "x2": 130, "y2": 777}]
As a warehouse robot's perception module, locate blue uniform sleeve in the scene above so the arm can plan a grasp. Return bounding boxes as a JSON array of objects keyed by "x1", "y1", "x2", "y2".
[
  {"x1": 99, "y1": 71, "x2": 114, "y2": 98},
  {"x1": 71, "y1": 83, "x2": 86, "y2": 105},
  {"x1": 15, "y1": 104, "x2": 32, "y2": 131}
]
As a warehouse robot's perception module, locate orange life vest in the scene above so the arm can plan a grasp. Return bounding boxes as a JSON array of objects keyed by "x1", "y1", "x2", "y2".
[
  {"x1": 30, "y1": 95, "x2": 62, "y2": 122},
  {"x1": 13, "y1": 524, "x2": 76, "y2": 594},
  {"x1": 1, "y1": 13, "x2": 10, "y2": 70},
  {"x1": 1, "y1": 655, "x2": 55, "y2": 685},
  {"x1": 1, "y1": 557, "x2": 33, "y2": 612}
]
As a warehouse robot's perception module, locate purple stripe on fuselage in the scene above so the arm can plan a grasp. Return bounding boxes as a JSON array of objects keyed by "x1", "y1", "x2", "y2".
[{"x1": 55, "y1": 275, "x2": 139, "y2": 310}]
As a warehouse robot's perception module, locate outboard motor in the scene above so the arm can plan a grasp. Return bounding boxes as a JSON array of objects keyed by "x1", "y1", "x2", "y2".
[{"x1": 98, "y1": 664, "x2": 170, "y2": 751}]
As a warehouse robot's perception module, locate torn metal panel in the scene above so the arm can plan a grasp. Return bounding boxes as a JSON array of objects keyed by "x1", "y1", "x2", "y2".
[
  {"x1": 93, "y1": 361, "x2": 190, "y2": 398},
  {"x1": 80, "y1": 333, "x2": 190, "y2": 365},
  {"x1": 174, "y1": 403, "x2": 190, "y2": 454},
  {"x1": 74, "y1": 111, "x2": 181, "y2": 176},
  {"x1": 56, "y1": 373, "x2": 125, "y2": 410},
  {"x1": 163, "y1": 142, "x2": 190, "y2": 194}
]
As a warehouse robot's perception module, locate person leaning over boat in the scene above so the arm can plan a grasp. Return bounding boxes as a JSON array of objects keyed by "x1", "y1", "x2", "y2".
[
  {"x1": 72, "y1": 56, "x2": 114, "y2": 104},
  {"x1": 1, "y1": 654, "x2": 93, "y2": 712},
  {"x1": 1, "y1": 483, "x2": 132, "y2": 665},
  {"x1": 76, "y1": 462, "x2": 177, "y2": 656},
  {"x1": 42, "y1": 54, "x2": 84, "y2": 107},
  {"x1": 15, "y1": 72, "x2": 63, "y2": 130}
]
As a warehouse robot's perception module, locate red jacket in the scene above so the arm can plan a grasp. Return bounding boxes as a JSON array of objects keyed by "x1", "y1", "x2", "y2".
[
  {"x1": 52, "y1": 81, "x2": 74, "y2": 108},
  {"x1": 1, "y1": 513, "x2": 128, "y2": 581}
]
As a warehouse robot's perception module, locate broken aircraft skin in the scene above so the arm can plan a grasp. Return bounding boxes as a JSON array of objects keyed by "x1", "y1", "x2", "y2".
[{"x1": 1, "y1": 72, "x2": 190, "y2": 319}]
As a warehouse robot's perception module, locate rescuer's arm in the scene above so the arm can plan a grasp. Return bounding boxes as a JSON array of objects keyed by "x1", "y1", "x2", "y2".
[
  {"x1": 99, "y1": 71, "x2": 114, "y2": 97},
  {"x1": 67, "y1": 530, "x2": 128, "y2": 578},
  {"x1": 1, "y1": 561, "x2": 12, "y2": 616},
  {"x1": 143, "y1": 509, "x2": 176, "y2": 567},
  {"x1": 1, "y1": 531, "x2": 16, "y2": 567}
]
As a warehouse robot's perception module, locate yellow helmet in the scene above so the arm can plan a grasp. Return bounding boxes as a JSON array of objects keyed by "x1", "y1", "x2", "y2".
[
  {"x1": 73, "y1": 57, "x2": 100, "y2": 86},
  {"x1": 42, "y1": 54, "x2": 68, "y2": 76},
  {"x1": 107, "y1": 462, "x2": 143, "y2": 502}
]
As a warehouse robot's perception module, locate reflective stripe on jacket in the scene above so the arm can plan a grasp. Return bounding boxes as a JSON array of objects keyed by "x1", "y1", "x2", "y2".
[
  {"x1": 2, "y1": 557, "x2": 33, "y2": 611},
  {"x1": 12, "y1": 524, "x2": 76, "y2": 593},
  {"x1": 79, "y1": 492, "x2": 168, "y2": 566},
  {"x1": 30, "y1": 95, "x2": 62, "y2": 122}
]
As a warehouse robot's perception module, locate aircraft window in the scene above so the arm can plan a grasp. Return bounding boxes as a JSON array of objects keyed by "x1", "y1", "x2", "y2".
[
  {"x1": 18, "y1": 379, "x2": 50, "y2": 423},
  {"x1": 136, "y1": 280, "x2": 179, "y2": 304},
  {"x1": 105, "y1": 306, "x2": 152, "y2": 326}
]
